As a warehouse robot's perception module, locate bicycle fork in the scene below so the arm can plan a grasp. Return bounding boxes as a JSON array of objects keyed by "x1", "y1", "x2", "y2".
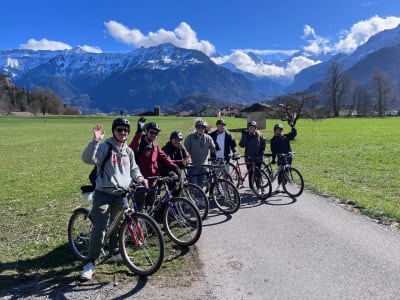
[{"x1": 126, "y1": 211, "x2": 145, "y2": 246}]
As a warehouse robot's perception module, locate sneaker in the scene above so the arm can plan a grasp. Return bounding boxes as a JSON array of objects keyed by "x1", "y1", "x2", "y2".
[
  {"x1": 80, "y1": 262, "x2": 95, "y2": 280},
  {"x1": 108, "y1": 253, "x2": 123, "y2": 263}
]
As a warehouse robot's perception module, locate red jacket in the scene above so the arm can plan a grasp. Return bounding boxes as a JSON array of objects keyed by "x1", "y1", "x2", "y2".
[{"x1": 129, "y1": 131, "x2": 177, "y2": 184}]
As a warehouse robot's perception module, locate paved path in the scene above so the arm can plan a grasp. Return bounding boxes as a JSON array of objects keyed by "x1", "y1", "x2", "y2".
[
  {"x1": 12, "y1": 187, "x2": 400, "y2": 299},
  {"x1": 193, "y1": 188, "x2": 400, "y2": 299}
]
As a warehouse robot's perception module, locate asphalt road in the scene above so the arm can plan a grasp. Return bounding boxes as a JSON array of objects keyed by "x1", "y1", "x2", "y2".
[
  {"x1": 191, "y1": 187, "x2": 400, "y2": 299},
  {"x1": 13, "y1": 186, "x2": 400, "y2": 299}
]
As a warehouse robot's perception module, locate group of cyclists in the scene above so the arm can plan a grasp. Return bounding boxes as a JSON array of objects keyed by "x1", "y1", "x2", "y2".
[{"x1": 79, "y1": 116, "x2": 297, "y2": 280}]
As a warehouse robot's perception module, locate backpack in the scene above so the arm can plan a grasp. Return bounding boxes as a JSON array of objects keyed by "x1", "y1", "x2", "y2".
[{"x1": 88, "y1": 142, "x2": 113, "y2": 190}]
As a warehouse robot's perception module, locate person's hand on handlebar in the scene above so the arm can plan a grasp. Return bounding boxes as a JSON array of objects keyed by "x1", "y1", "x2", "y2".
[{"x1": 138, "y1": 177, "x2": 148, "y2": 189}]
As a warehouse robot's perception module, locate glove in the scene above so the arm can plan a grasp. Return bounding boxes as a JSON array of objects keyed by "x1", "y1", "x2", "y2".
[
  {"x1": 137, "y1": 116, "x2": 146, "y2": 132},
  {"x1": 287, "y1": 120, "x2": 294, "y2": 128}
]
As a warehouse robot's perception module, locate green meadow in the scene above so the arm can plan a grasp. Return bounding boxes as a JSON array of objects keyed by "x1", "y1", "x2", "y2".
[{"x1": 0, "y1": 115, "x2": 399, "y2": 290}]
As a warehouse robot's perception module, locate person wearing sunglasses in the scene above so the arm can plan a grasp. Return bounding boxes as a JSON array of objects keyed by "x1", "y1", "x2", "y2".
[
  {"x1": 129, "y1": 118, "x2": 181, "y2": 211},
  {"x1": 80, "y1": 118, "x2": 148, "y2": 280}
]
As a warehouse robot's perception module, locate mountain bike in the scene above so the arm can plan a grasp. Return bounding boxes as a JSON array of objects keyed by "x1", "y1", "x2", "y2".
[
  {"x1": 68, "y1": 184, "x2": 165, "y2": 276},
  {"x1": 175, "y1": 168, "x2": 209, "y2": 221},
  {"x1": 262, "y1": 152, "x2": 304, "y2": 197},
  {"x1": 227, "y1": 155, "x2": 272, "y2": 199},
  {"x1": 138, "y1": 175, "x2": 203, "y2": 247},
  {"x1": 185, "y1": 163, "x2": 241, "y2": 214}
]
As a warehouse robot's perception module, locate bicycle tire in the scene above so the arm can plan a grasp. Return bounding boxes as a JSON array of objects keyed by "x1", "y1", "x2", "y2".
[
  {"x1": 68, "y1": 207, "x2": 93, "y2": 261},
  {"x1": 228, "y1": 162, "x2": 242, "y2": 188},
  {"x1": 183, "y1": 183, "x2": 209, "y2": 220},
  {"x1": 261, "y1": 161, "x2": 273, "y2": 180},
  {"x1": 250, "y1": 168, "x2": 272, "y2": 199},
  {"x1": 163, "y1": 197, "x2": 202, "y2": 247},
  {"x1": 119, "y1": 212, "x2": 165, "y2": 276},
  {"x1": 282, "y1": 167, "x2": 304, "y2": 197},
  {"x1": 210, "y1": 178, "x2": 241, "y2": 214}
]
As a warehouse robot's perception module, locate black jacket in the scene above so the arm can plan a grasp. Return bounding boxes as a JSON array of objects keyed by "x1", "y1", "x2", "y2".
[{"x1": 270, "y1": 127, "x2": 297, "y2": 162}]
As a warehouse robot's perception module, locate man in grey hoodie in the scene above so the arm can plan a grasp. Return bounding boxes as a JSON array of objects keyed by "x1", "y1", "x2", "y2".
[{"x1": 80, "y1": 118, "x2": 147, "y2": 281}]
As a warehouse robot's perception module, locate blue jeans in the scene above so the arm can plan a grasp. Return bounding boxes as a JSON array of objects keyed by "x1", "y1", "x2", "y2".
[{"x1": 187, "y1": 166, "x2": 207, "y2": 186}]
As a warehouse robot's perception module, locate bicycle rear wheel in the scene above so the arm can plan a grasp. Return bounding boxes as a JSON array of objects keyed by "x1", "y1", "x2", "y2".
[
  {"x1": 210, "y1": 178, "x2": 241, "y2": 214},
  {"x1": 119, "y1": 212, "x2": 165, "y2": 276},
  {"x1": 183, "y1": 183, "x2": 209, "y2": 220},
  {"x1": 163, "y1": 197, "x2": 202, "y2": 247},
  {"x1": 68, "y1": 207, "x2": 93, "y2": 261},
  {"x1": 282, "y1": 167, "x2": 304, "y2": 197},
  {"x1": 250, "y1": 168, "x2": 272, "y2": 199}
]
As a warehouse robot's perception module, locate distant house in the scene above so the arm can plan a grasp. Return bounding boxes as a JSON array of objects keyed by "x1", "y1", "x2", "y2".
[
  {"x1": 8, "y1": 112, "x2": 35, "y2": 116},
  {"x1": 384, "y1": 109, "x2": 399, "y2": 116},
  {"x1": 241, "y1": 103, "x2": 272, "y2": 129},
  {"x1": 195, "y1": 106, "x2": 219, "y2": 117},
  {"x1": 220, "y1": 106, "x2": 242, "y2": 117}
]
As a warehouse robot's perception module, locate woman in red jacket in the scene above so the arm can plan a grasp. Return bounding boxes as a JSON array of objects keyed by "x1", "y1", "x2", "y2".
[{"x1": 129, "y1": 118, "x2": 180, "y2": 211}]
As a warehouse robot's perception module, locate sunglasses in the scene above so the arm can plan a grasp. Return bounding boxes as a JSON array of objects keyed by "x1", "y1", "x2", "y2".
[
  {"x1": 115, "y1": 128, "x2": 130, "y2": 133},
  {"x1": 148, "y1": 130, "x2": 159, "y2": 136}
]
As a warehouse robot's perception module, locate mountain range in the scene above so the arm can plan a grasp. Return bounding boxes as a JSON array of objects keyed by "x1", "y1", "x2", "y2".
[{"x1": 1, "y1": 24, "x2": 400, "y2": 113}]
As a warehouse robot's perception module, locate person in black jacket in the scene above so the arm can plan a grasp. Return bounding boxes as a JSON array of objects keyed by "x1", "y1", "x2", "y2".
[
  {"x1": 270, "y1": 123, "x2": 297, "y2": 165},
  {"x1": 239, "y1": 120, "x2": 266, "y2": 188},
  {"x1": 270, "y1": 122, "x2": 297, "y2": 192},
  {"x1": 161, "y1": 131, "x2": 191, "y2": 172},
  {"x1": 209, "y1": 119, "x2": 240, "y2": 162}
]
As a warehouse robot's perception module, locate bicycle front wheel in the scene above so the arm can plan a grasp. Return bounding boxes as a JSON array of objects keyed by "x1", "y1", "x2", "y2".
[
  {"x1": 163, "y1": 197, "x2": 202, "y2": 247},
  {"x1": 68, "y1": 207, "x2": 93, "y2": 261},
  {"x1": 228, "y1": 162, "x2": 242, "y2": 188},
  {"x1": 210, "y1": 178, "x2": 241, "y2": 214},
  {"x1": 183, "y1": 183, "x2": 209, "y2": 220},
  {"x1": 282, "y1": 167, "x2": 304, "y2": 197},
  {"x1": 250, "y1": 168, "x2": 272, "y2": 199},
  {"x1": 119, "y1": 212, "x2": 165, "y2": 276}
]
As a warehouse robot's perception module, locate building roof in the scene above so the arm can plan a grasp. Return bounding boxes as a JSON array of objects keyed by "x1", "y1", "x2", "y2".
[{"x1": 241, "y1": 103, "x2": 272, "y2": 112}]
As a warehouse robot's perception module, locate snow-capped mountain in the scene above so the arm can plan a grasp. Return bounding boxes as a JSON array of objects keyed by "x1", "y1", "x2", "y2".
[
  {"x1": 0, "y1": 44, "x2": 265, "y2": 112},
  {"x1": 288, "y1": 24, "x2": 400, "y2": 92},
  {"x1": 1, "y1": 24, "x2": 400, "y2": 113}
]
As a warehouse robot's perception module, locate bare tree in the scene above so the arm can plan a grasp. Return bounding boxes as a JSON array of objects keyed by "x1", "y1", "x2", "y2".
[
  {"x1": 322, "y1": 62, "x2": 352, "y2": 117},
  {"x1": 352, "y1": 84, "x2": 372, "y2": 117},
  {"x1": 370, "y1": 69, "x2": 398, "y2": 116},
  {"x1": 273, "y1": 92, "x2": 319, "y2": 126}
]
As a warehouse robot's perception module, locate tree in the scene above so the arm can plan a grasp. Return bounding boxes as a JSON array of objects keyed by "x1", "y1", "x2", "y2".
[
  {"x1": 351, "y1": 84, "x2": 372, "y2": 117},
  {"x1": 273, "y1": 92, "x2": 319, "y2": 126},
  {"x1": 370, "y1": 69, "x2": 398, "y2": 116},
  {"x1": 322, "y1": 62, "x2": 352, "y2": 117}
]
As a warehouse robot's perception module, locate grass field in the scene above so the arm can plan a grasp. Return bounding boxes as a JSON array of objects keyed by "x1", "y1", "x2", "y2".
[{"x1": 0, "y1": 115, "x2": 399, "y2": 291}]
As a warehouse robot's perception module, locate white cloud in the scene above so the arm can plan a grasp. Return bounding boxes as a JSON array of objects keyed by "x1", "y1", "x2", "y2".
[
  {"x1": 20, "y1": 38, "x2": 72, "y2": 51},
  {"x1": 104, "y1": 21, "x2": 216, "y2": 56},
  {"x1": 334, "y1": 15, "x2": 400, "y2": 52},
  {"x1": 210, "y1": 50, "x2": 320, "y2": 79},
  {"x1": 78, "y1": 45, "x2": 103, "y2": 53},
  {"x1": 301, "y1": 25, "x2": 332, "y2": 55}
]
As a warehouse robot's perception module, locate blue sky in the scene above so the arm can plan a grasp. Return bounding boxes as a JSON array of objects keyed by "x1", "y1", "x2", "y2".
[{"x1": 2, "y1": 0, "x2": 400, "y2": 78}]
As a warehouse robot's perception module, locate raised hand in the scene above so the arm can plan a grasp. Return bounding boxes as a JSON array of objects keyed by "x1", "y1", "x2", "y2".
[{"x1": 93, "y1": 124, "x2": 105, "y2": 141}]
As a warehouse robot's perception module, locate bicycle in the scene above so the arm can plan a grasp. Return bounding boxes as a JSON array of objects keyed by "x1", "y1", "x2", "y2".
[
  {"x1": 175, "y1": 168, "x2": 209, "y2": 221},
  {"x1": 68, "y1": 184, "x2": 165, "y2": 277},
  {"x1": 139, "y1": 174, "x2": 203, "y2": 247},
  {"x1": 262, "y1": 152, "x2": 304, "y2": 197},
  {"x1": 185, "y1": 163, "x2": 241, "y2": 214},
  {"x1": 227, "y1": 155, "x2": 272, "y2": 199}
]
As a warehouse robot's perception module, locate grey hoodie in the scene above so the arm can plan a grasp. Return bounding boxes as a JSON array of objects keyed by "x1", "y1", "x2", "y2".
[{"x1": 82, "y1": 137, "x2": 143, "y2": 194}]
